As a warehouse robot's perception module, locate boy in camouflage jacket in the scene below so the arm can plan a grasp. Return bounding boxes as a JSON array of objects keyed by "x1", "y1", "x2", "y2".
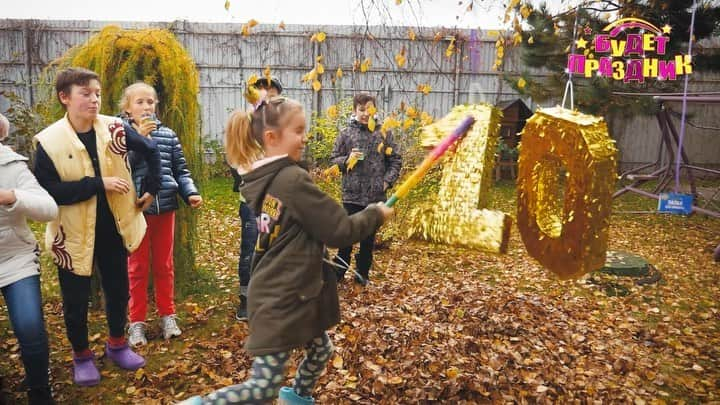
[{"x1": 330, "y1": 93, "x2": 402, "y2": 284}]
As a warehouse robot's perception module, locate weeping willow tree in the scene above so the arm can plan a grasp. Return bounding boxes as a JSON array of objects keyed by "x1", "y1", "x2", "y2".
[{"x1": 40, "y1": 25, "x2": 202, "y2": 285}]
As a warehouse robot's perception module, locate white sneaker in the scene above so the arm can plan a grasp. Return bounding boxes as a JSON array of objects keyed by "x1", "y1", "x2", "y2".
[
  {"x1": 128, "y1": 322, "x2": 147, "y2": 347},
  {"x1": 160, "y1": 315, "x2": 182, "y2": 340}
]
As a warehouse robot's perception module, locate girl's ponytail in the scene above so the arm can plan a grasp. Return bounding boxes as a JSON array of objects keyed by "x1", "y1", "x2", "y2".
[
  {"x1": 225, "y1": 109, "x2": 263, "y2": 172},
  {"x1": 225, "y1": 86, "x2": 304, "y2": 172}
]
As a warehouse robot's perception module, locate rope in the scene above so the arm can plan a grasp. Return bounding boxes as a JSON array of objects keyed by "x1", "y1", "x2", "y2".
[
  {"x1": 561, "y1": 0, "x2": 583, "y2": 111},
  {"x1": 322, "y1": 256, "x2": 367, "y2": 284},
  {"x1": 674, "y1": 0, "x2": 698, "y2": 193}
]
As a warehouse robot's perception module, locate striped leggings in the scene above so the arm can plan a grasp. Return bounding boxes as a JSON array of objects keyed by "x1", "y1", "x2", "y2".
[{"x1": 199, "y1": 332, "x2": 333, "y2": 404}]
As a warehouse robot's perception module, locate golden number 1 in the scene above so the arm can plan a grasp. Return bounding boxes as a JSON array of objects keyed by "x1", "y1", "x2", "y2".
[{"x1": 407, "y1": 104, "x2": 512, "y2": 254}]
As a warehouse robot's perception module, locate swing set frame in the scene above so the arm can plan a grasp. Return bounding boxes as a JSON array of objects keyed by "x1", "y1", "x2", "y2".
[{"x1": 613, "y1": 93, "x2": 720, "y2": 219}]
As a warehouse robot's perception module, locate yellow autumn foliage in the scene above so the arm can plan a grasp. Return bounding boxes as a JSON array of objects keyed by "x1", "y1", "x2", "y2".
[
  {"x1": 41, "y1": 25, "x2": 201, "y2": 278},
  {"x1": 406, "y1": 106, "x2": 418, "y2": 118},
  {"x1": 417, "y1": 84, "x2": 432, "y2": 95},
  {"x1": 381, "y1": 116, "x2": 401, "y2": 134}
]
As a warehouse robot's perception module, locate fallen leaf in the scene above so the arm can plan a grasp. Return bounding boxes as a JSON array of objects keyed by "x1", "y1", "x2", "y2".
[
  {"x1": 417, "y1": 83, "x2": 432, "y2": 95},
  {"x1": 520, "y1": 4, "x2": 532, "y2": 18},
  {"x1": 389, "y1": 376, "x2": 404, "y2": 384},
  {"x1": 332, "y1": 355, "x2": 343, "y2": 369},
  {"x1": 445, "y1": 37, "x2": 456, "y2": 58},
  {"x1": 360, "y1": 58, "x2": 371, "y2": 73},
  {"x1": 395, "y1": 47, "x2": 407, "y2": 68},
  {"x1": 408, "y1": 29, "x2": 416, "y2": 41},
  {"x1": 310, "y1": 31, "x2": 327, "y2": 43}
]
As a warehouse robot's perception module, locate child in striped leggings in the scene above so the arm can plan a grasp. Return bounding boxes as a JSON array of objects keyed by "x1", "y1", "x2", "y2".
[
  {"x1": 197, "y1": 333, "x2": 332, "y2": 404},
  {"x1": 179, "y1": 95, "x2": 392, "y2": 404}
]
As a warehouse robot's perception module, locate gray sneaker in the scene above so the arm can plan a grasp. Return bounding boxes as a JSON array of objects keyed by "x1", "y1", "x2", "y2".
[
  {"x1": 160, "y1": 315, "x2": 182, "y2": 340},
  {"x1": 236, "y1": 295, "x2": 248, "y2": 322},
  {"x1": 128, "y1": 322, "x2": 147, "y2": 347}
]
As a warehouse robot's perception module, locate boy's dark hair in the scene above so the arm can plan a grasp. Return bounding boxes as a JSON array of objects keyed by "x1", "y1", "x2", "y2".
[
  {"x1": 253, "y1": 76, "x2": 283, "y2": 94},
  {"x1": 353, "y1": 93, "x2": 376, "y2": 109},
  {"x1": 55, "y1": 67, "x2": 100, "y2": 107}
]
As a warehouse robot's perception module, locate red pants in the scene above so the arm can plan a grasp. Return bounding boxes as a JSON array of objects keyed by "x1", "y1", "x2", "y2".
[{"x1": 128, "y1": 211, "x2": 176, "y2": 322}]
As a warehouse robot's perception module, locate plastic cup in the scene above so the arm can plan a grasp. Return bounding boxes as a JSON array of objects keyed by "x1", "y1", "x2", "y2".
[{"x1": 352, "y1": 148, "x2": 365, "y2": 160}]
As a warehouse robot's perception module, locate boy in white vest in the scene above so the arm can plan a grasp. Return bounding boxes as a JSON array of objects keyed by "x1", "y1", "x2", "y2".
[{"x1": 33, "y1": 67, "x2": 161, "y2": 386}]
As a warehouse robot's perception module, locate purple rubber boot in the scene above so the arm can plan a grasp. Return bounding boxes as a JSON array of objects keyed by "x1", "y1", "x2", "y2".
[
  {"x1": 105, "y1": 343, "x2": 146, "y2": 370},
  {"x1": 72, "y1": 351, "x2": 100, "y2": 386}
]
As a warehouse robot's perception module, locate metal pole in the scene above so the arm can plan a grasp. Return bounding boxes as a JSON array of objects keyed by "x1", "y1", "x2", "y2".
[
  {"x1": 453, "y1": 38, "x2": 461, "y2": 106},
  {"x1": 674, "y1": 0, "x2": 698, "y2": 192}
]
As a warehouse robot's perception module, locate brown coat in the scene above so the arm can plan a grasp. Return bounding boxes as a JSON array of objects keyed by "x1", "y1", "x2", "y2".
[{"x1": 241, "y1": 157, "x2": 383, "y2": 356}]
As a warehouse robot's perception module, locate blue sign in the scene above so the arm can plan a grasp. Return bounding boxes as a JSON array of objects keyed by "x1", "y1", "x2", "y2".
[{"x1": 658, "y1": 192, "x2": 693, "y2": 215}]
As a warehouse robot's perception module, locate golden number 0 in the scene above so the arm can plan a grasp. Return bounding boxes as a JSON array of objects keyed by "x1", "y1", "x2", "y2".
[{"x1": 517, "y1": 107, "x2": 618, "y2": 279}]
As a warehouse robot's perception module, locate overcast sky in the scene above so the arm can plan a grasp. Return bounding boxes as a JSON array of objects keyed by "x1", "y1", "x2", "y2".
[{"x1": 4, "y1": 0, "x2": 568, "y2": 29}]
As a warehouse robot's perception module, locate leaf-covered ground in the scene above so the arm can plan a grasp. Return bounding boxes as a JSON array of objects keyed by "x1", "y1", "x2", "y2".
[{"x1": 1, "y1": 177, "x2": 718, "y2": 404}]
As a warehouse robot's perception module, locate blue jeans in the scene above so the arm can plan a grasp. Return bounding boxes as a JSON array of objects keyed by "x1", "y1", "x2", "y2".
[
  {"x1": 238, "y1": 201, "x2": 257, "y2": 297},
  {"x1": 1, "y1": 275, "x2": 50, "y2": 389}
]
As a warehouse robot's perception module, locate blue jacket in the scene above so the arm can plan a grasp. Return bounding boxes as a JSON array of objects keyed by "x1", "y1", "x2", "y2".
[{"x1": 125, "y1": 119, "x2": 198, "y2": 215}]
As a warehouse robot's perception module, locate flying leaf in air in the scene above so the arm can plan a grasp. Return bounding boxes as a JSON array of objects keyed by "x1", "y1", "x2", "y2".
[{"x1": 360, "y1": 58, "x2": 371, "y2": 73}]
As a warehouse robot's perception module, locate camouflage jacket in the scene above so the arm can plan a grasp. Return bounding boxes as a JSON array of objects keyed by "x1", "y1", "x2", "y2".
[{"x1": 330, "y1": 119, "x2": 402, "y2": 206}]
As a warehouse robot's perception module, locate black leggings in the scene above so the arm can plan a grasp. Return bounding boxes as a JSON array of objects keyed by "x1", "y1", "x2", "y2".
[
  {"x1": 336, "y1": 203, "x2": 376, "y2": 278},
  {"x1": 58, "y1": 226, "x2": 129, "y2": 352}
]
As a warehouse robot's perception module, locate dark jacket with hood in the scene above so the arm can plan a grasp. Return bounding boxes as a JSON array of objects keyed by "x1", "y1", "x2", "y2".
[
  {"x1": 124, "y1": 118, "x2": 199, "y2": 215},
  {"x1": 330, "y1": 119, "x2": 402, "y2": 206},
  {"x1": 241, "y1": 156, "x2": 384, "y2": 355}
]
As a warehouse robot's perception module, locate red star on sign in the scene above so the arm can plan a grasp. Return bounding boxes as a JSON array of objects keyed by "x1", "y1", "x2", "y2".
[{"x1": 584, "y1": 26, "x2": 592, "y2": 36}]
